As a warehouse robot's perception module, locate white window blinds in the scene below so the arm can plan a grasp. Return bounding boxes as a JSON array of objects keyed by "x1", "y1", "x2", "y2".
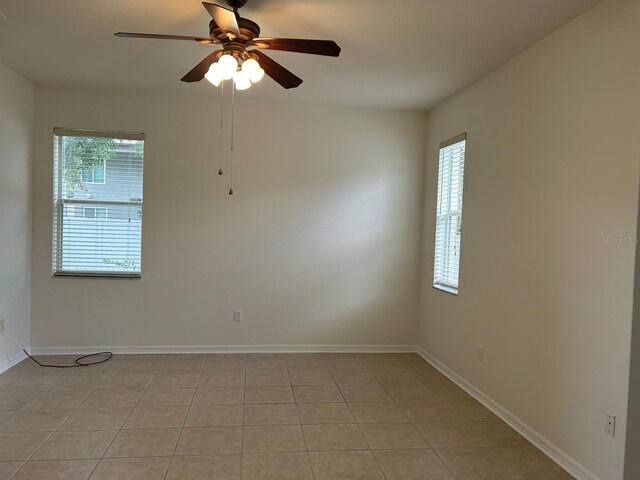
[
  {"x1": 433, "y1": 134, "x2": 466, "y2": 294},
  {"x1": 52, "y1": 128, "x2": 145, "y2": 277}
]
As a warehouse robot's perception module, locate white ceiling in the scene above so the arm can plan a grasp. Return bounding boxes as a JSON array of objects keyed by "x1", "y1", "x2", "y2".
[{"x1": 0, "y1": 0, "x2": 600, "y2": 109}]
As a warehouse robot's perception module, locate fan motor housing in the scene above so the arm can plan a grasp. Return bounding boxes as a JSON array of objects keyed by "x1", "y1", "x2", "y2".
[{"x1": 209, "y1": 17, "x2": 260, "y2": 42}]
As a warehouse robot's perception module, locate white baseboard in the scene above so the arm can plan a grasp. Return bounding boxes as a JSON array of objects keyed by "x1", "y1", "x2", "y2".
[
  {"x1": 0, "y1": 350, "x2": 28, "y2": 374},
  {"x1": 415, "y1": 346, "x2": 600, "y2": 480},
  {"x1": 28, "y1": 344, "x2": 416, "y2": 355}
]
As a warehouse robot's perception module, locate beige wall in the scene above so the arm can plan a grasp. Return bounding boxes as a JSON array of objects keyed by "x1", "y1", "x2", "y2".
[
  {"x1": 418, "y1": 1, "x2": 639, "y2": 479},
  {"x1": 625, "y1": 194, "x2": 640, "y2": 479},
  {"x1": 0, "y1": 62, "x2": 33, "y2": 366},
  {"x1": 30, "y1": 87, "x2": 426, "y2": 350}
]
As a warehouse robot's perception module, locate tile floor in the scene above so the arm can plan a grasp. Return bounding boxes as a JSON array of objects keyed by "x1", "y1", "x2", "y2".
[{"x1": 0, "y1": 353, "x2": 575, "y2": 479}]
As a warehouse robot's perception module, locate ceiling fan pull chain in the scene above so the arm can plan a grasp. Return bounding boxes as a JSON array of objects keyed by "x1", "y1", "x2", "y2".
[
  {"x1": 229, "y1": 81, "x2": 235, "y2": 196},
  {"x1": 218, "y1": 80, "x2": 225, "y2": 176}
]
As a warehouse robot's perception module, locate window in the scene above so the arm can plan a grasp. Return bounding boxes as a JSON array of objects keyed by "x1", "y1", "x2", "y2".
[
  {"x1": 82, "y1": 207, "x2": 108, "y2": 219},
  {"x1": 82, "y1": 160, "x2": 106, "y2": 184},
  {"x1": 53, "y1": 128, "x2": 145, "y2": 277},
  {"x1": 433, "y1": 133, "x2": 466, "y2": 294}
]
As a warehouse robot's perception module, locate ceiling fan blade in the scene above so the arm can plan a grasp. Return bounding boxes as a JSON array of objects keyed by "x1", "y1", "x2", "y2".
[
  {"x1": 181, "y1": 51, "x2": 221, "y2": 82},
  {"x1": 252, "y1": 50, "x2": 303, "y2": 89},
  {"x1": 115, "y1": 32, "x2": 215, "y2": 44},
  {"x1": 252, "y1": 38, "x2": 341, "y2": 57},
  {"x1": 202, "y1": 2, "x2": 240, "y2": 38}
]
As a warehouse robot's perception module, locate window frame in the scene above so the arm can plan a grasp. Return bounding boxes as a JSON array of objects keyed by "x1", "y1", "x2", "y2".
[
  {"x1": 81, "y1": 159, "x2": 106, "y2": 184},
  {"x1": 52, "y1": 128, "x2": 145, "y2": 279},
  {"x1": 433, "y1": 133, "x2": 467, "y2": 295}
]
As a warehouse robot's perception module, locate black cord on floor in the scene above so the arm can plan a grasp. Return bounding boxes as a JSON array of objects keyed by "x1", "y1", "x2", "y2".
[{"x1": 23, "y1": 349, "x2": 113, "y2": 368}]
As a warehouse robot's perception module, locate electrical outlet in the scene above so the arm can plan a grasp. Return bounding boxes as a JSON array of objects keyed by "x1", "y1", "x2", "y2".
[
  {"x1": 233, "y1": 310, "x2": 242, "y2": 322},
  {"x1": 478, "y1": 345, "x2": 484, "y2": 362},
  {"x1": 605, "y1": 413, "x2": 616, "y2": 437},
  {"x1": 0, "y1": 318, "x2": 4, "y2": 333}
]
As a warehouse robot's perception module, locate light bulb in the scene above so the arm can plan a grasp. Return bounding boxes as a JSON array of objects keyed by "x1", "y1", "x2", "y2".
[
  {"x1": 204, "y1": 63, "x2": 223, "y2": 87},
  {"x1": 249, "y1": 67, "x2": 265, "y2": 83},
  {"x1": 218, "y1": 54, "x2": 238, "y2": 80},
  {"x1": 233, "y1": 70, "x2": 252, "y2": 90},
  {"x1": 242, "y1": 58, "x2": 260, "y2": 73}
]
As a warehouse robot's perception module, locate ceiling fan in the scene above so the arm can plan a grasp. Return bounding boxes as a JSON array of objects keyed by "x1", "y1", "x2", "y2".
[{"x1": 115, "y1": 0, "x2": 341, "y2": 90}]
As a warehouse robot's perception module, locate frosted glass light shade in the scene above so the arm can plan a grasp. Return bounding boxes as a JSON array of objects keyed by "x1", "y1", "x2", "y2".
[
  {"x1": 218, "y1": 54, "x2": 238, "y2": 80},
  {"x1": 205, "y1": 63, "x2": 223, "y2": 86}
]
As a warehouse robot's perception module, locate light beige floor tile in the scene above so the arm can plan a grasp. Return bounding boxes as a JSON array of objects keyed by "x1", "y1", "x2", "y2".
[
  {"x1": 398, "y1": 402, "x2": 462, "y2": 423},
  {"x1": 90, "y1": 456, "x2": 171, "y2": 480},
  {"x1": 416, "y1": 422, "x2": 487, "y2": 448},
  {"x1": 0, "y1": 412, "x2": 13, "y2": 423},
  {"x1": 297, "y1": 403, "x2": 355, "y2": 424},
  {"x1": 202, "y1": 363, "x2": 246, "y2": 375},
  {"x1": 98, "y1": 373, "x2": 154, "y2": 390},
  {"x1": 166, "y1": 454, "x2": 241, "y2": 480},
  {"x1": 0, "y1": 391, "x2": 36, "y2": 410},
  {"x1": 105, "y1": 428, "x2": 181, "y2": 458},
  {"x1": 450, "y1": 402, "x2": 498, "y2": 422},
  {"x1": 285, "y1": 360, "x2": 327, "y2": 371},
  {"x1": 245, "y1": 387, "x2": 295, "y2": 404},
  {"x1": 156, "y1": 363, "x2": 204, "y2": 375},
  {"x1": 430, "y1": 386, "x2": 474, "y2": 402},
  {"x1": 198, "y1": 372, "x2": 245, "y2": 387},
  {"x1": 184, "y1": 405, "x2": 243, "y2": 427},
  {"x1": 384, "y1": 385, "x2": 441, "y2": 403},
  {"x1": 0, "y1": 375, "x2": 55, "y2": 391},
  {"x1": 149, "y1": 374, "x2": 200, "y2": 389},
  {"x1": 32, "y1": 430, "x2": 117, "y2": 460},
  {"x1": 164, "y1": 354, "x2": 207, "y2": 363},
  {"x1": 0, "y1": 432, "x2": 50, "y2": 461},
  {"x1": 331, "y1": 371, "x2": 378, "y2": 386},
  {"x1": 302, "y1": 424, "x2": 368, "y2": 451},
  {"x1": 0, "y1": 461, "x2": 22, "y2": 480},
  {"x1": 244, "y1": 404, "x2": 299, "y2": 425},
  {"x1": 372, "y1": 370, "x2": 421, "y2": 386},
  {"x1": 348, "y1": 402, "x2": 408, "y2": 423},
  {"x1": 309, "y1": 450, "x2": 384, "y2": 480},
  {"x1": 44, "y1": 375, "x2": 106, "y2": 392},
  {"x1": 245, "y1": 370, "x2": 290, "y2": 386},
  {"x1": 242, "y1": 452, "x2": 313, "y2": 480},
  {"x1": 82, "y1": 389, "x2": 145, "y2": 408},
  {"x1": 246, "y1": 360, "x2": 287, "y2": 372},
  {"x1": 243, "y1": 425, "x2": 306, "y2": 453},
  {"x1": 414, "y1": 371, "x2": 455, "y2": 386},
  {"x1": 293, "y1": 385, "x2": 343, "y2": 403},
  {"x1": 11, "y1": 459, "x2": 98, "y2": 480},
  {"x1": 113, "y1": 362, "x2": 161, "y2": 374},
  {"x1": 60, "y1": 406, "x2": 133, "y2": 431},
  {"x1": 494, "y1": 446, "x2": 573, "y2": 479},
  {"x1": 339, "y1": 385, "x2": 392, "y2": 402},
  {"x1": 359, "y1": 423, "x2": 428, "y2": 449},
  {"x1": 435, "y1": 447, "x2": 523, "y2": 480},
  {"x1": 373, "y1": 449, "x2": 455, "y2": 480},
  {"x1": 192, "y1": 387, "x2": 244, "y2": 405},
  {"x1": 0, "y1": 408, "x2": 74, "y2": 432},
  {"x1": 326, "y1": 361, "x2": 369, "y2": 372},
  {"x1": 22, "y1": 390, "x2": 90, "y2": 410},
  {"x1": 467, "y1": 421, "x2": 530, "y2": 447},
  {"x1": 139, "y1": 388, "x2": 195, "y2": 406},
  {"x1": 175, "y1": 427, "x2": 242, "y2": 455},
  {"x1": 289, "y1": 370, "x2": 334, "y2": 386},
  {"x1": 122, "y1": 406, "x2": 188, "y2": 429}
]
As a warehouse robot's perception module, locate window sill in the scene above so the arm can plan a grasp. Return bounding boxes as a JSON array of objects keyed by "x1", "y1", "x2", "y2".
[
  {"x1": 53, "y1": 272, "x2": 141, "y2": 279},
  {"x1": 433, "y1": 284, "x2": 458, "y2": 295}
]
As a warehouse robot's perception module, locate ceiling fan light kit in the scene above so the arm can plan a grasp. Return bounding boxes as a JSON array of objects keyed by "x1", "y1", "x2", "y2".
[{"x1": 115, "y1": 0, "x2": 341, "y2": 90}]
